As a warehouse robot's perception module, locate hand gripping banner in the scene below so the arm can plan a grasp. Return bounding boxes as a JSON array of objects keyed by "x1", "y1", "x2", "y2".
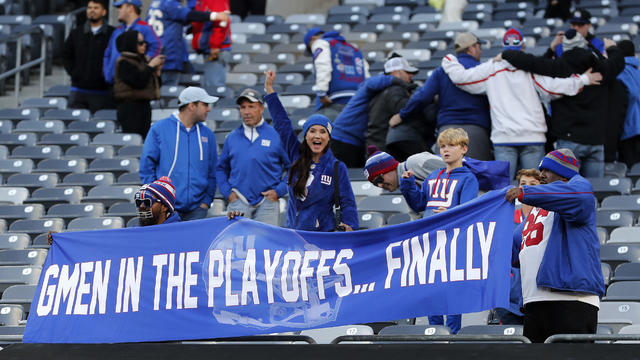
[{"x1": 24, "y1": 189, "x2": 514, "y2": 343}]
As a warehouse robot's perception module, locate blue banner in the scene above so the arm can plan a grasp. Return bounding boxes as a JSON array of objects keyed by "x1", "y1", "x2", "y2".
[{"x1": 24, "y1": 189, "x2": 514, "y2": 343}]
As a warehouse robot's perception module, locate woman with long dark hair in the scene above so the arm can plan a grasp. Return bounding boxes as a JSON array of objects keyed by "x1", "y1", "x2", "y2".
[{"x1": 263, "y1": 70, "x2": 358, "y2": 231}]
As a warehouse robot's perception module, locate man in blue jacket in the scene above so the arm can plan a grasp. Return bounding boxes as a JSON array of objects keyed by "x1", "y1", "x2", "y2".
[
  {"x1": 140, "y1": 86, "x2": 219, "y2": 221},
  {"x1": 103, "y1": 0, "x2": 162, "y2": 85},
  {"x1": 505, "y1": 149, "x2": 604, "y2": 343},
  {"x1": 216, "y1": 88, "x2": 290, "y2": 226},
  {"x1": 389, "y1": 32, "x2": 492, "y2": 160}
]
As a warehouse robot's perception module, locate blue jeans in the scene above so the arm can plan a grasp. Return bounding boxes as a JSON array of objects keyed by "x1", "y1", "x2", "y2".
[
  {"x1": 494, "y1": 144, "x2": 545, "y2": 180},
  {"x1": 428, "y1": 314, "x2": 462, "y2": 334},
  {"x1": 227, "y1": 198, "x2": 280, "y2": 226},
  {"x1": 161, "y1": 70, "x2": 182, "y2": 86},
  {"x1": 203, "y1": 50, "x2": 230, "y2": 95},
  {"x1": 555, "y1": 139, "x2": 604, "y2": 178},
  {"x1": 178, "y1": 206, "x2": 208, "y2": 221}
]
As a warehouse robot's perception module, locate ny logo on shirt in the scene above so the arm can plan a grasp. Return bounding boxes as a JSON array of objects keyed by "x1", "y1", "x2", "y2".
[
  {"x1": 426, "y1": 178, "x2": 459, "y2": 208},
  {"x1": 320, "y1": 175, "x2": 332, "y2": 186},
  {"x1": 521, "y1": 207, "x2": 550, "y2": 249},
  {"x1": 261, "y1": 139, "x2": 271, "y2": 147}
]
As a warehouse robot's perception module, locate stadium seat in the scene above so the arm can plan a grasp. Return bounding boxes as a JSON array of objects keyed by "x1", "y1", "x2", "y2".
[
  {"x1": 0, "y1": 266, "x2": 42, "y2": 292},
  {"x1": 0, "y1": 234, "x2": 29, "y2": 250},
  {"x1": 62, "y1": 172, "x2": 115, "y2": 191},
  {"x1": 351, "y1": 181, "x2": 384, "y2": 198},
  {"x1": 378, "y1": 324, "x2": 452, "y2": 336},
  {"x1": 10, "y1": 145, "x2": 62, "y2": 160},
  {"x1": 45, "y1": 203, "x2": 105, "y2": 222},
  {"x1": 597, "y1": 209, "x2": 635, "y2": 233},
  {"x1": 93, "y1": 109, "x2": 117, "y2": 121},
  {"x1": 0, "y1": 133, "x2": 38, "y2": 151},
  {"x1": 24, "y1": 187, "x2": 83, "y2": 208},
  {"x1": 358, "y1": 211, "x2": 386, "y2": 229},
  {"x1": 0, "y1": 249, "x2": 47, "y2": 266},
  {"x1": 88, "y1": 158, "x2": 139, "y2": 177},
  {"x1": 300, "y1": 324, "x2": 374, "y2": 344},
  {"x1": 604, "y1": 281, "x2": 640, "y2": 301},
  {"x1": 108, "y1": 202, "x2": 138, "y2": 223},
  {"x1": 66, "y1": 216, "x2": 124, "y2": 232},
  {"x1": 0, "y1": 108, "x2": 39, "y2": 123},
  {"x1": 65, "y1": 145, "x2": 115, "y2": 160},
  {"x1": 34, "y1": 158, "x2": 87, "y2": 175},
  {"x1": 117, "y1": 172, "x2": 141, "y2": 186},
  {"x1": 600, "y1": 243, "x2": 640, "y2": 269},
  {"x1": 600, "y1": 195, "x2": 640, "y2": 217},
  {"x1": 92, "y1": 133, "x2": 142, "y2": 148},
  {"x1": 209, "y1": 108, "x2": 240, "y2": 122},
  {"x1": 38, "y1": 133, "x2": 90, "y2": 150},
  {"x1": 231, "y1": 22, "x2": 266, "y2": 35},
  {"x1": 0, "y1": 304, "x2": 23, "y2": 326},
  {"x1": 66, "y1": 120, "x2": 116, "y2": 135},
  {"x1": 20, "y1": 97, "x2": 67, "y2": 111},
  {"x1": 127, "y1": 217, "x2": 140, "y2": 228},
  {"x1": 0, "y1": 120, "x2": 12, "y2": 134},
  {"x1": 588, "y1": 178, "x2": 632, "y2": 201},
  {"x1": 82, "y1": 185, "x2": 137, "y2": 207},
  {"x1": 612, "y1": 263, "x2": 640, "y2": 282},
  {"x1": 254, "y1": 53, "x2": 296, "y2": 65},
  {"x1": 387, "y1": 213, "x2": 413, "y2": 226},
  {"x1": 0, "y1": 204, "x2": 44, "y2": 226},
  {"x1": 285, "y1": 13, "x2": 326, "y2": 25},
  {"x1": 609, "y1": 227, "x2": 640, "y2": 244},
  {"x1": 31, "y1": 233, "x2": 50, "y2": 248},
  {"x1": 116, "y1": 145, "x2": 142, "y2": 158},
  {"x1": 605, "y1": 163, "x2": 629, "y2": 178},
  {"x1": 0, "y1": 187, "x2": 29, "y2": 205},
  {"x1": 42, "y1": 108, "x2": 90, "y2": 123},
  {"x1": 457, "y1": 324, "x2": 523, "y2": 336},
  {"x1": 44, "y1": 84, "x2": 71, "y2": 98},
  {"x1": 358, "y1": 195, "x2": 411, "y2": 215},
  {"x1": 348, "y1": 168, "x2": 367, "y2": 182},
  {"x1": 266, "y1": 23, "x2": 307, "y2": 35},
  {"x1": 0, "y1": 284, "x2": 36, "y2": 311},
  {"x1": 0, "y1": 159, "x2": 33, "y2": 178},
  {"x1": 244, "y1": 14, "x2": 284, "y2": 25},
  {"x1": 0, "y1": 145, "x2": 7, "y2": 158}
]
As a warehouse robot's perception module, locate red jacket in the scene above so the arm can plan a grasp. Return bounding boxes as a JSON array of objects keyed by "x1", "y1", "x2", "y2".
[{"x1": 191, "y1": 0, "x2": 231, "y2": 52}]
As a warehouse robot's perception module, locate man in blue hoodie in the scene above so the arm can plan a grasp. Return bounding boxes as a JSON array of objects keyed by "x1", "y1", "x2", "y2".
[
  {"x1": 140, "y1": 86, "x2": 219, "y2": 221},
  {"x1": 304, "y1": 28, "x2": 370, "y2": 120},
  {"x1": 216, "y1": 88, "x2": 290, "y2": 226},
  {"x1": 389, "y1": 32, "x2": 492, "y2": 160},
  {"x1": 616, "y1": 40, "x2": 640, "y2": 167},
  {"x1": 505, "y1": 149, "x2": 604, "y2": 343}
]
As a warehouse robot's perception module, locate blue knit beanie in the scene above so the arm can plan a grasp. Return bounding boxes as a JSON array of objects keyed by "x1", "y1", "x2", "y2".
[
  {"x1": 135, "y1": 176, "x2": 176, "y2": 212},
  {"x1": 302, "y1": 114, "x2": 332, "y2": 138},
  {"x1": 364, "y1": 151, "x2": 399, "y2": 182},
  {"x1": 539, "y1": 148, "x2": 580, "y2": 179}
]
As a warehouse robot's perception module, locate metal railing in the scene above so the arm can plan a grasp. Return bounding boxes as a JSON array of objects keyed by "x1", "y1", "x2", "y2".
[
  {"x1": 331, "y1": 334, "x2": 532, "y2": 344},
  {"x1": 0, "y1": 25, "x2": 46, "y2": 107}
]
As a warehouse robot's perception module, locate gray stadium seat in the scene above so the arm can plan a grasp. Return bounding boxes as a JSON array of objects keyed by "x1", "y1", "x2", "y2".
[
  {"x1": 351, "y1": 181, "x2": 383, "y2": 198},
  {"x1": 609, "y1": 227, "x2": 640, "y2": 244},
  {"x1": 208, "y1": 108, "x2": 240, "y2": 122},
  {"x1": 66, "y1": 120, "x2": 116, "y2": 135},
  {"x1": 0, "y1": 234, "x2": 29, "y2": 250},
  {"x1": 34, "y1": 158, "x2": 87, "y2": 175},
  {"x1": 0, "y1": 159, "x2": 34, "y2": 178},
  {"x1": 605, "y1": 163, "x2": 629, "y2": 178},
  {"x1": 231, "y1": 22, "x2": 266, "y2": 35},
  {"x1": 43, "y1": 108, "x2": 90, "y2": 123},
  {"x1": 92, "y1": 133, "x2": 142, "y2": 148},
  {"x1": 233, "y1": 63, "x2": 277, "y2": 75},
  {"x1": 604, "y1": 281, "x2": 640, "y2": 301},
  {"x1": 24, "y1": 187, "x2": 83, "y2": 208},
  {"x1": 117, "y1": 145, "x2": 143, "y2": 158},
  {"x1": 65, "y1": 145, "x2": 115, "y2": 160},
  {"x1": 21, "y1": 97, "x2": 66, "y2": 111},
  {"x1": 66, "y1": 216, "x2": 124, "y2": 232},
  {"x1": 612, "y1": 263, "x2": 640, "y2": 282},
  {"x1": 0, "y1": 133, "x2": 38, "y2": 150},
  {"x1": 0, "y1": 249, "x2": 47, "y2": 266},
  {"x1": 127, "y1": 217, "x2": 140, "y2": 227},
  {"x1": 266, "y1": 23, "x2": 307, "y2": 35},
  {"x1": 7, "y1": 173, "x2": 57, "y2": 193},
  {"x1": 38, "y1": 133, "x2": 90, "y2": 149},
  {"x1": 285, "y1": 13, "x2": 326, "y2": 25},
  {"x1": 253, "y1": 53, "x2": 296, "y2": 65},
  {"x1": 45, "y1": 203, "x2": 105, "y2": 222},
  {"x1": 108, "y1": 202, "x2": 138, "y2": 223},
  {"x1": 117, "y1": 172, "x2": 142, "y2": 185},
  {"x1": 62, "y1": 172, "x2": 115, "y2": 191},
  {"x1": 600, "y1": 243, "x2": 640, "y2": 269},
  {"x1": 0, "y1": 120, "x2": 12, "y2": 134},
  {"x1": 0, "y1": 108, "x2": 39, "y2": 123},
  {"x1": 88, "y1": 158, "x2": 139, "y2": 177},
  {"x1": 0, "y1": 284, "x2": 36, "y2": 311},
  {"x1": 596, "y1": 210, "x2": 635, "y2": 233},
  {"x1": 93, "y1": 109, "x2": 117, "y2": 121},
  {"x1": 8, "y1": 218, "x2": 64, "y2": 235},
  {"x1": 10, "y1": 145, "x2": 62, "y2": 160},
  {"x1": 387, "y1": 213, "x2": 413, "y2": 226},
  {"x1": 82, "y1": 185, "x2": 137, "y2": 207},
  {"x1": 300, "y1": 324, "x2": 374, "y2": 344},
  {"x1": 0, "y1": 304, "x2": 23, "y2": 326},
  {"x1": 378, "y1": 324, "x2": 452, "y2": 336},
  {"x1": 0, "y1": 204, "x2": 44, "y2": 225},
  {"x1": 44, "y1": 85, "x2": 72, "y2": 98},
  {"x1": 600, "y1": 195, "x2": 640, "y2": 216},
  {"x1": 457, "y1": 325, "x2": 523, "y2": 336},
  {"x1": 0, "y1": 266, "x2": 42, "y2": 292},
  {"x1": 244, "y1": 14, "x2": 284, "y2": 25},
  {"x1": 358, "y1": 195, "x2": 411, "y2": 215},
  {"x1": 599, "y1": 301, "x2": 640, "y2": 333},
  {"x1": 358, "y1": 211, "x2": 386, "y2": 229},
  {"x1": 0, "y1": 187, "x2": 29, "y2": 205}
]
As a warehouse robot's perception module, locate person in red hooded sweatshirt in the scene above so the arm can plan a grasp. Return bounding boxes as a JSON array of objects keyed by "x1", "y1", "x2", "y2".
[{"x1": 191, "y1": 0, "x2": 231, "y2": 93}]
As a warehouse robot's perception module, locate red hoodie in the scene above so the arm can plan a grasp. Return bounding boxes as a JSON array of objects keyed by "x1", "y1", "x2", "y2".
[{"x1": 191, "y1": 0, "x2": 231, "y2": 52}]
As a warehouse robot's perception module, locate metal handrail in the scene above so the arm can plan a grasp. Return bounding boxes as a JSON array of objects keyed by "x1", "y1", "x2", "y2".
[
  {"x1": 544, "y1": 334, "x2": 640, "y2": 343},
  {"x1": 331, "y1": 334, "x2": 532, "y2": 344},
  {"x1": 0, "y1": 25, "x2": 46, "y2": 107}
]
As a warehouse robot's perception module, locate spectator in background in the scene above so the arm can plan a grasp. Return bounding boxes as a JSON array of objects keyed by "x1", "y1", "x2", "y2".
[
  {"x1": 400, "y1": 128, "x2": 479, "y2": 333},
  {"x1": 390, "y1": 33, "x2": 492, "y2": 161},
  {"x1": 113, "y1": 30, "x2": 164, "y2": 139},
  {"x1": 231, "y1": 0, "x2": 265, "y2": 18},
  {"x1": 548, "y1": 9, "x2": 604, "y2": 57},
  {"x1": 264, "y1": 70, "x2": 359, "y2": 232},
  {"x1": 63, "y1": 0, "x2": 114, "y2": 113},
  {"x1": 442, "y1": 28, "x2": 603, "y2": 180},
  {"x1": 216, "y1": 89, "x2": 290, "y2": 226},
  {"x1": 505, "y1": 149, "x2": 604, "y2": 343},
  {"x1": 134, "y1": 176, "x2": 181, "y2": 226},
  {"x1": 544, "y1": 0, "x2": 571, "y2": 21},
  {"x1": 140, "y1": 87, "x2": 219, "y2": 221},
  {"x1": 368, "y1": 55, "x2": 436, "y2": 162},
  {"x1": 146, "y1": 0, "x2": 230, "y2": 85},
  {"x1": 304, "y1": 28, "x2": 370, "y2": 121},
  {"x1": 502, "y1": 30, "x2": 625, "y2": 177},
  {"x1": 616, "y1": 40, "x2": 640, "y2": 168},
  {"x1": 103, "y1": 0, "x2": 161, "y2": 85},
  {"x1": 191, "y1": 0, "x2": 231, "y2": 92},
  {"x1": 439, "y1": 0, "x2": 467, "y2": 24}
]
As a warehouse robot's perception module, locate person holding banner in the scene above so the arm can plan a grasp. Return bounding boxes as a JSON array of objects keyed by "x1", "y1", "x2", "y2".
[
  {"x1": 505, "y1": 149, "x2": 604, "y2": 343},
  {"x1": 263, "y1": 70, "x2": 358, "y2": 232},
  {"x1": 134, "y1": 176, "x2": 181, "y2": 226}
]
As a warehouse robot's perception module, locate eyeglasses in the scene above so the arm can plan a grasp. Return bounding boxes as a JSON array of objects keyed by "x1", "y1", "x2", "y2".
[
  {"x1": 372, "y1": 175, "x2": 385, "y2": 187},
  {"x1": 135, "y1": 198, "x2": 158, "y2": 208},
  {"x1": 138, "y1": 40, "x2": 147, "y2": 46}
]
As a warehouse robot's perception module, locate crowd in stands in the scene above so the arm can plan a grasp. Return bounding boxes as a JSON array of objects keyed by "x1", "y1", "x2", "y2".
[{"x1": 12, "y1": 0, "x2": 640, "y2": 344}]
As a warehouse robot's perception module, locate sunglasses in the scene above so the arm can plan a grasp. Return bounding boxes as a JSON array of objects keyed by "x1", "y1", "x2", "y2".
[
  {"x1": 372, "y1": 175, "x2": 384, "y2": 187},
  {"x1": 138, "y1": 40, "x2": 147, "y2": 46},
  {"x1": 135, "y1": 198, "x2": 159, "y2": 208}
]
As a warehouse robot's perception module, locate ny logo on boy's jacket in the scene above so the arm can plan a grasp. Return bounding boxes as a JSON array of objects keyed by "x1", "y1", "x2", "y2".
[{"x1": 426, "y1": 178, "x2": 459, "y2": 208}]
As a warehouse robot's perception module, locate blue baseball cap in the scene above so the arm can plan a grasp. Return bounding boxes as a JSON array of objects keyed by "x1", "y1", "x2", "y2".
[
  {"x1": 114, "y1": 0, "x2": 142, "y2": 7},
  {"x1": 304, "y1": 27, "x2": 324, "y2": 49}
]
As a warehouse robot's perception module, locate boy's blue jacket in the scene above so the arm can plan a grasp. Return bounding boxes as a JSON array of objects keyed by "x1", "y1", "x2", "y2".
[
  {"x1": 140, "y1": 114, "x2": 217, "y2": 213},
  {"x1": 399, "y1": 53, "x2": 490, "y2": 130},
  {"x1": 400, "y1": 166, "x2": 478, "y2": 217},
  {"x1": 618, "y1": 56, "x2": 640, "y2": 140},
  {"x1": 103, "y1": 17, "x2": 162, "y2": 84},
  {"x1": 331, "y1": 74, "x2": 395, "y2": 147},
  {"x1": 146, "y1": 0, "x2": 191, "y2": 72},
  {"x1": 216, "y1": 122, "x2": 290, "y2": 205},
  {"x1": 265, "y1": 92, "x2": 359, "y2": 231},
  {"x1": 520, "y1": 175, "x2": 605, "y2": 296}
]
